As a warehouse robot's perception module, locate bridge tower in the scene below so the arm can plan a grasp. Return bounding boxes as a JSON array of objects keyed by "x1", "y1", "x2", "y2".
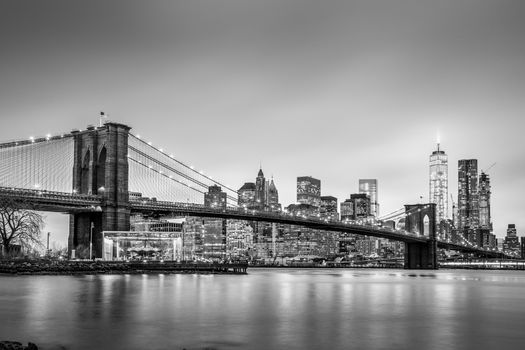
[
  {"x1": 68, "y1": 122, "x2": 131, "y2": 258},
  {"x1": 404, "y1": 203, "x2": 437, "y2": 269}
]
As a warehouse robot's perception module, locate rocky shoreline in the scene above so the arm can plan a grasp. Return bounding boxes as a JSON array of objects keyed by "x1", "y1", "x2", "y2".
[
  {"x1": 0, "y1": 260, "x2": 248, "y2": 275},
  {"x1": 0, "y1": 341, "x2": 37, "y2": 350}
]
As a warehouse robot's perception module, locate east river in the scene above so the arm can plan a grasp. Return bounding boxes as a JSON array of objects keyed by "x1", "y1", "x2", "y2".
[{"x1": 1, "y1": 268, "x2": 525, "y2": 350}]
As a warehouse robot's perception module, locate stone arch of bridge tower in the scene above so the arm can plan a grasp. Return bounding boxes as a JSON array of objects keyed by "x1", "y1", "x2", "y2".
[
  {"x1": 423, "y1": 214, "x2": 430, "y2": 236},
  {"x1": 81, "y1": 148, "x2": 91, "y2": 194},
  {"x1": 96, "y1": 145, "x2": 107, "y2": 194}
]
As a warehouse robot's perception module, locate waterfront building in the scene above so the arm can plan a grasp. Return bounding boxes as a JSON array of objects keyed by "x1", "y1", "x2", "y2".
[
  {"x1": 359, "y1": 179, "x2": 379, "y2": 217},
  {"x1": 204, "y1": 185, "x2": 227, "y2": 209},
  {"x1": 226, "y1": 220, "x2": 254, "y2": 258},
  {"x1": 429, "y1": 144, "x2": 448, "y2": 224},
  {"x1": 202, "y1": 218, "x2": 226, "y2": 260},
  {"x1": 320, "y1": 196, "x2": 338, "y2": 221},
  {"x1": 297, "y1": 176, "x2": 321, "y2": 210},
  {"x1": 339, "y1": 237, "x2": 356, "y2": 254},
  {"x1": 182, "y1": 217, "x2": 204, "y2": 259},
  {"x1": 457, "y1": 159, "x2": 479, "y2": 232},
  {"x1": 355, "y1": 238, "x2": 380, "y2": 257}
]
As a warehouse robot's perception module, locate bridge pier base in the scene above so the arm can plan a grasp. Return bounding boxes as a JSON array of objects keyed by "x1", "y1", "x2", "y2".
[
  {"x1": 404, "y1": 240, "x2": 437, "y2": 269},
  {"x1": 69, "y1": 213, "x2": 102, "y2": 259},
  {"x1": 403, "y1": 203, "x2": 438, "y2": 269}
]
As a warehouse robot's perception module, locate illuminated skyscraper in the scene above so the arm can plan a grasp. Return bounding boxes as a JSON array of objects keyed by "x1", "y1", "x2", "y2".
[
  {"x1": 238, "y1": 182, "x2": 256, "y2": 208},
  {"x1": 297, "y1": 176, "x2": 321, "y2": 209},
  {"x1": 359, "y1": 179, "x2": 378, "y2": 217},
  {"x1": 240, "y1": 169, "x2": 280, "y2": 211},
  {"x1": 457, "y1": 159, "x2": 479, "y2": 230},
  {"x1": 320, "y1": 196, "x2": 338, "y2": 221},
  {"x1": 255, "y1": 168, "x2": 267, "y2": 208},
  {"x1": 204, "y1": 185, "x2": 227, "y2": 209},
  {"x1": 267, "y1": 178, "x2": 280, "y2": 212},
  {"x1": 478, "y1": 172, "x2": 492, "y2": 230},
  {"x1": 429, "y1": 144, "x2": 448, "y2": 223},
  {"x1": 350, "y1": 193, "x2": 371, "y2": 219},
  {"x1": 340, "y1": 199, "x2": 354, "y2": 221}
]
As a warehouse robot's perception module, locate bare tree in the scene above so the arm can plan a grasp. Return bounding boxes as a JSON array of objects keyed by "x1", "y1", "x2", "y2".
[{"x1": 0, "y1": 197, "x2": 44, "y2": 256}]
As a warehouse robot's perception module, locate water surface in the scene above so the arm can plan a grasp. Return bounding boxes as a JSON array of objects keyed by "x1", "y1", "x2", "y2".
[{"x1": 1, "y1": 268, "x2": 525, "y2": 349}]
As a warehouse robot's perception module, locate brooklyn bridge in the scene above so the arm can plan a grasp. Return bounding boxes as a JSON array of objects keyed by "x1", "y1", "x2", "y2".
[{"x1": 0, "y1": 121, "x2": 506, "y2": 269}]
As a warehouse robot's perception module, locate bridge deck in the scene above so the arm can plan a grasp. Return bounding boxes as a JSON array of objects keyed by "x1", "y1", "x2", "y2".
[
  {"x1": 0, "y1": 187, "x2": 102, "y2": 213},
  {"x1": 0, "y1": 186, "x2": 503, "y2": 256}
]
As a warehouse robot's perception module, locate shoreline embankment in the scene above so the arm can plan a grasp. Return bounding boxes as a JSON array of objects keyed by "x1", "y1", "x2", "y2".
[{"x1": 0, "y1": 259, "x2": 248, "y2": 275}]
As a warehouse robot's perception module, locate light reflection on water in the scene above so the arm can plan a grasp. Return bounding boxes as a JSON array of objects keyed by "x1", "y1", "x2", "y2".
[{"x1": 1, "y1": 269, "x2": 525, "y2": 350}]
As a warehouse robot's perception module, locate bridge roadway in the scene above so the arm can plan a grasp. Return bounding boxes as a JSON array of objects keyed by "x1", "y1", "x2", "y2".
[
  {"x1": 0, "y1": 186, "x2": 504, "y2": 257},
  {"x1": 131, "y1": 199, "x2": 429, "y2": 243},
  {"x1": 132, "y1": 200, "x2": 507, "y2": 258},
  {"x1": 0, "y1": 186, "x2": 102, "y2": 213}
]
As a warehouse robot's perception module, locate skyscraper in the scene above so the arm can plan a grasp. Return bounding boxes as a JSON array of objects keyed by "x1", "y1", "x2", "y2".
[
  {"x1": 351, "y1": 193, "x2": 371, "y2": 219},
  {"x1": 457, "y1": 159, "x2": 479, "y2": 230},
  {"x1": 204, "y1": 185, "x2": 227, "y2": 209},
  {"x1": 320, "y1": 196, "x2": 338, "y2": 221},
  {"x1": 478, "y1": 172, "x2": 492, "y2": 230},
  {"x1": 340, "y1": 199, "x2": 354, "y2": 221},
  {"x1": 297, "y1": 176, "x2": 321, "y2": 209},
  {"x1": 239, "y1": 168, "x2": 280, "y2": 211},
  {"x1": 238, "y1": 182, "x2": 256, "y2": 208},
  {"x1": 339, "y1": 194, "x2": 371, "y2": 221},
  {"x1": 267, "y1": 178, "x2": 280, "y2": 212},
  {"x1": 429, "y1": 144, "x2": 448, "y2": 224},
  {"x1": 255, "y1": 168, "x2": 267, "y2": 209},
  {"x1": 359, "y1": 179, "x2": 378, "y2": 217},
  {"x1": 503, "y1": 224, "x2": 520, "y2": 256}
]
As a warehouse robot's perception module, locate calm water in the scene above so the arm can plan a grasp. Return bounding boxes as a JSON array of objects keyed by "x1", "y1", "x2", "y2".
[{"x1": 1, "y1": 268, "x2": 525, "y2": 350}]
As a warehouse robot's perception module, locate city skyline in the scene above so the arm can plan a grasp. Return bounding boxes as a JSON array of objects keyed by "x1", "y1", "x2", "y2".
[{"x1": 1, "y1": 0, "x2": 524, "y2": 246}]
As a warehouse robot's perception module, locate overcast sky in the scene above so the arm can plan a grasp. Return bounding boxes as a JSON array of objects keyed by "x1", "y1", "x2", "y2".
[{"x1": 1, "y1": 0, "x2": 524, "y2": 246}]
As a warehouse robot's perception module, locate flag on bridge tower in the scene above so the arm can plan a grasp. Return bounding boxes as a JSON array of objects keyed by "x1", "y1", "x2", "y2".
[{"x1": 99, "y1": 111, "x2": 108, "y2": 127}]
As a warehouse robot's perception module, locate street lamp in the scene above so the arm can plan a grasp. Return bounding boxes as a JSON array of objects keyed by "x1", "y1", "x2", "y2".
[
  {"x1": 47, "y1": 232, "x2": 51, "y2": 257},
  {"x1": 90, "y1": 222, "x2": 94, "y2": 260}
]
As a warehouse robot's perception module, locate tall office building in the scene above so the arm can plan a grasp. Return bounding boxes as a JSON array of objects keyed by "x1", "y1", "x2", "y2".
[
  {"x1": 351, "y1": 193, "x2": 371, "y2": 219},
  {"x1": 204, "y1": 185, "x2": 227, "y2": 209},
  {"x1": 457, "y1": 159, "x2": 479, "y2": 230},
  {"x1": 320, "y1": 196, "x2": 338, "y2": 221},
  {"x1": 255, "y1": 168, "x2": 267, "y2": 208},
  {"x1": 340, "y1": 199, "x2": 354, "y2": 221},
  {"x1": 359, "y1": 179, "x2": 379, "y2": 217},
  {"x1": 239, "y1": 169, "x2": 280, "y2": 211},
  {"x1": 267, "y1": 178, "x2": 280, "y2": 212},
  {"x1": 503, "y1": 224, "x2": 520, "y2": 256},
  {"x1": 339, "y1": 194, "x2": 371, "y2": 221},
  {"x1": 297, "y1": 176, "x2": 321, "y2": 209},
  {"x1": 429, "y1": 144, "x2": 448, "y2": 223},
  {"x1": 478, "y1": 172, "x2": 492, "y2": 230},
  {"x1": 238, "y1": 182, "x2": 256, "y2": 208}
]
